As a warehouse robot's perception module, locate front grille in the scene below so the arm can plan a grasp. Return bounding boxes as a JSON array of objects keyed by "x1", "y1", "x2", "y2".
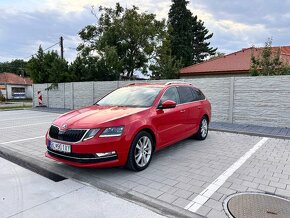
[
  {"x1": 49, "y1": 125, "x2": 87, "y2": 142},
  {"x1": 47, "y1": 149, "x2": 117, "y2": 163}
]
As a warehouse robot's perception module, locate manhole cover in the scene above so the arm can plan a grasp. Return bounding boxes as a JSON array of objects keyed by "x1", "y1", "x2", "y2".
[{"x1": 225, "y1": 193, "x2": 290, "y2": 218}]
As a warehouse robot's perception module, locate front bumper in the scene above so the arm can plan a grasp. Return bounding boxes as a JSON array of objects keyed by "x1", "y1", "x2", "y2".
[
  {"x1": 45, "y1": 151, "x2": 122, "y2": 168},
  {"x1": 47, "y1": 148, "x2": 118, "y2": 163},
  {"x1": 45, "y1": 134, "x2": 131, "y2": 168}
]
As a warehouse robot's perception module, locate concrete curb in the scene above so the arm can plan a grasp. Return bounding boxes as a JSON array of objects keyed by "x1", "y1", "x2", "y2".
[
  {"x1": 0, "y1": 145, "x2": 204, "y2": 218},
  {"x1": 210, "y1": 127, "x2": 290, "y2": 140}
]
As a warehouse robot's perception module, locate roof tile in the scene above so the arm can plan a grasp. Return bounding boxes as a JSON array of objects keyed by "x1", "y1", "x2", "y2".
[
  {"x1": 0, "y1": 72, "x2": 33, "y2": 85},
  {"x1": 180, "y1": 46, "x2": 290, "y2": 75}
]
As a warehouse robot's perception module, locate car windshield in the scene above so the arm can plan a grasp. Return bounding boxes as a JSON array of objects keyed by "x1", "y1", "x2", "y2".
[{"x1": 96, "y1": 86, "x2": 162, "y2": 107}]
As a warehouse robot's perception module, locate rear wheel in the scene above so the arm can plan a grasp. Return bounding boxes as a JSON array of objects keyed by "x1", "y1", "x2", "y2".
[
  {"x1": 195, "y1": 116, "x2": 208, "y2": 140},
  {"x1": 126, "y1": 131, "x2": 153, "y2": 171}
]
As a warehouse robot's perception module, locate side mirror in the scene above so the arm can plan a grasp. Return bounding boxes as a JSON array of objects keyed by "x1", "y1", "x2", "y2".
[{"x1": 159, "y1": 100, "x2": 177, "y2": 109}]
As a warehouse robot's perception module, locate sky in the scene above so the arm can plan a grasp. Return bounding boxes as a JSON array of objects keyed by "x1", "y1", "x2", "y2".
[{"x1": 0, "y1": 0, "x2": 290, "y2": 63}]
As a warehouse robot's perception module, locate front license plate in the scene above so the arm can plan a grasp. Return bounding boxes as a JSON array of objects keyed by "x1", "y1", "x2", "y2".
[{"x1": 49, "y1": 141, "x2": 71, "y2": 153}]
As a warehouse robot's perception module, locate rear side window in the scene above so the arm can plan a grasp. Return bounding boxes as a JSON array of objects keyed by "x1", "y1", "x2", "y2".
[
  {"x1": 177, "y1": 87, "x2": 194, "y2": 103},
  {"x1": 192, "y1": 88, "x2": 206, "y2": 101},
  {"x1": 160, "y1": 87, "x2": 180, "y2": 104}
]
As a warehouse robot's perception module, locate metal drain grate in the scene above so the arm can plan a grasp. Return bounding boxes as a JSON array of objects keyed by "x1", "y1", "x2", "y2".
[{"x1": 225, "y1": 193, "x2": 290, "y2": 218}]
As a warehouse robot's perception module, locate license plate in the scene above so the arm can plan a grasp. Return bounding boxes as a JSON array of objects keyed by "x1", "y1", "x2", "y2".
[{"x1": 49, "y1": 141, "x2": 71, "y2": 153}]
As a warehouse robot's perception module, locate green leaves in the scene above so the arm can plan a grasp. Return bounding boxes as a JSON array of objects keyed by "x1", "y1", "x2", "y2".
[
  {"x1": 0, "y1": 59, "x2": 28, "y2": 76},
  {"x1": 77, "y1": 3, "x2": 166, "y2": 79},
  {"x1": 168, "y1": 0, "x2": 216, "y2": 67},
  {"x1": 26, "y1": 46, "x2": 69, "y2": 84},
  {"x1": 250, "y1": 38, "x2": 290, "y2": 76}
]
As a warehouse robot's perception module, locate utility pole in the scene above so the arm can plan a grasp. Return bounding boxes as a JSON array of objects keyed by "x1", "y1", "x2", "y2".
[{"x1": 60, "y1": 36, "x2": 64, "y2": 59}]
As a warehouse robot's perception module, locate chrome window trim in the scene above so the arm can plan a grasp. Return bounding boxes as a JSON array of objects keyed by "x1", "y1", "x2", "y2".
[{"x1": 156, "y1": 86, "x2": 207, "y2": 109}]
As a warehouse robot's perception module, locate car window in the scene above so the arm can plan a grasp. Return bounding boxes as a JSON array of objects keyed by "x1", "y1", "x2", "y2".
[
  {"x1": 159, "y1": 87, "x2": 180, "y2": 105},
  {"x1": 97, "y1": 87, "x2": 162, "y2": 107},
  {"x1": 192, "y1": 88, "x2": 206, "y2": 101},
  {"x1": 177, "y1": 86, "x2": 194, "y2": 103}
]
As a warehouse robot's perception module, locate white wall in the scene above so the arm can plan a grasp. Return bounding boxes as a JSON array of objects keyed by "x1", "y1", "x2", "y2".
[{"x1": 33, "y1": 76, "x2": 290, "y2": 128}]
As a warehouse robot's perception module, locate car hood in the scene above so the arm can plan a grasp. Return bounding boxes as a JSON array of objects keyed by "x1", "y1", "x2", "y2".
[{"x1": 52, "y1": 105, "x2": 148, "y2": 129}]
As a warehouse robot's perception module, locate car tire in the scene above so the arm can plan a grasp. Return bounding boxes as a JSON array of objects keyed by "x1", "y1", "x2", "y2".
[
  {"x1": 126, "y1": 131, "x2": 154, "y2": 171},
  {"x1": 195, "y1": 116, "x2": 209, "y2": 140}
]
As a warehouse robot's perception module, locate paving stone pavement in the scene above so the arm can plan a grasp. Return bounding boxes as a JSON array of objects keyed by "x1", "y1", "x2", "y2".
[
  {"x1": 211, "y1": 122, "x2": 290, "y2": 139},
  {"x1": 0, "y1": 109, "x2": 290, "y2": 218}
]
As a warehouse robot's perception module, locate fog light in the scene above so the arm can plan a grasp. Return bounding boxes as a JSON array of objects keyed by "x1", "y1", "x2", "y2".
[{"x1": 96, "y1": 151, "x2": 116, "y2": 158}]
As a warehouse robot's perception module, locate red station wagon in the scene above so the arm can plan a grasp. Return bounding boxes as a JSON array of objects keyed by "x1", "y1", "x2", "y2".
[{"x1": 46, "y1": 82, "x2": 211, "y2": 171}]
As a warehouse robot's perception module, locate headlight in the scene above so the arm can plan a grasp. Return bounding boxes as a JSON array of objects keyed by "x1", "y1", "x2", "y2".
[
  {"x1": 100, "y1": 126, "x2": 124, "y2": 137},
  {"x1": 83, "y1": 129, "x2": 100, "y2": 141}
]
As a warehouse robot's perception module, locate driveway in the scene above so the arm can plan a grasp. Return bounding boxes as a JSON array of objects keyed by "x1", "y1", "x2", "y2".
[{"x1": 0, "y1": 110, "x2": 289, "y2": 217}]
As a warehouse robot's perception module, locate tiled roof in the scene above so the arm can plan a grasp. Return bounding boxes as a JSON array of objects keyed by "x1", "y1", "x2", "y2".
[
  {"x1": 180, "y1": 46, "x2": 290, "y2": 75},
  {"x1": 0, "y1": 72, "x2": 33, "y2": 85}
]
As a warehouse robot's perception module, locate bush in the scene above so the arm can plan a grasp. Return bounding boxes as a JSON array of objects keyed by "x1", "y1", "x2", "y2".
[{"x1": 0, "y1": 94, "x2": 6, "y2": 102}]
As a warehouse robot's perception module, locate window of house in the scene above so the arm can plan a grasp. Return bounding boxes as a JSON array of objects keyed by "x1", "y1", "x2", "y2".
[{"x1": 12, "y1": 87, "x2": 25, "y2": 98}]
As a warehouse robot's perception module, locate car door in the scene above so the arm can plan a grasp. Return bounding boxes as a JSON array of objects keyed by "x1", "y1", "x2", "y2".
[
  {"x1": 152, "y1": 87, "x2": 185, "y2": 148},
  {"x1": 189, "y1": 88, "x2": 204, "y2": 132},
  {"x1": 176, "y1": 86, "x2": 199, "y2": 135}
]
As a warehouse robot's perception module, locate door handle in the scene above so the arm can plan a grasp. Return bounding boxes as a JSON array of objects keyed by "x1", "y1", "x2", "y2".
[{"x1": 180, "y1": 110, "x2": 186, "y2": 113}]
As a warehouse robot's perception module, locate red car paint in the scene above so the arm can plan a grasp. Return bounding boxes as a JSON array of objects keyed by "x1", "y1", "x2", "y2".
[{"x1": 45, "y1": 83, "x2": 211, "y2": 168}]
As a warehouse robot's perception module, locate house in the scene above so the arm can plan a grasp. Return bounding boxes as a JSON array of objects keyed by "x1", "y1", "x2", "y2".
[
  {"x1": 0, "y1": 72, "x2": 33, "y2": 99},
  {"x1": 180, "y1": 46, "x2": 290, "y2": 78}
]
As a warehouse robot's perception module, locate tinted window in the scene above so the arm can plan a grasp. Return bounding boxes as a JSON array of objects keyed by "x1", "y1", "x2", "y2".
[
  {"x1": 192, "y1": 88, "x2": 206, "y2": 101},
  {"x1": 159, "y1": 87, "x2": 180, "y2": 105},
  {"x1": 177, "y1": 87, "x2": 194, "y2": 103},
  {"x1": 97, "y1": 87, "x2": 162, "y2": 107}
]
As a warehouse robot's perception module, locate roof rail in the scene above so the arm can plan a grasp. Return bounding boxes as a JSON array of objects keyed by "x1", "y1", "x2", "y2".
[{"x1": 165, "y1": 81, "x2": 192, "y2": 85}]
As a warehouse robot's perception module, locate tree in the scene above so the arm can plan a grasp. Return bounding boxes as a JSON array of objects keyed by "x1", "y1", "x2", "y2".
[
  {"x1": 77, "y1": 3, "x2": 166, "y2": 79},
  {"x1": 69, "y1": 51, "x2": 120, "y2": 82},
  {"x1": 0, "y1": 59, "x2": 28, "y2": 76},
  {"x1": 168, "y1": 0, "x2": 216, "y2": 67},
  {"x1": 150, "y1": 30, "x2": 181, "y2": 79},
  {"x1": 26, "y1": 46, "x2": 69, "y2": 83},
  {"x1": 250, "y1": 39, "x2": 290, "y2": 76},
  {"x1": 209, "y1": 52, "x2": 225, "y2": 60}
]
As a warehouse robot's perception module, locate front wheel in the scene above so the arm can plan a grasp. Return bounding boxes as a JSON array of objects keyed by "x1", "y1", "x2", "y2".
[
  {"x1": 195, "y1": 116, "x2": 209, "y2": 140},
  {"x1": 126, "y1": 131, "x2": 153, "y2": 171}
]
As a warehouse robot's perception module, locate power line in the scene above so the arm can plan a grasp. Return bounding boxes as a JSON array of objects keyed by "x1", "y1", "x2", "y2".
[{"x1": 24, "y1": 41, "x2": 60, "y2": 60}]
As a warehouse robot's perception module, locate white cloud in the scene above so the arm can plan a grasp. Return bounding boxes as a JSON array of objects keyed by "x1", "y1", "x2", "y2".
[{"x1": 0, "y1": 0, "x2": 289, "y2": 63}]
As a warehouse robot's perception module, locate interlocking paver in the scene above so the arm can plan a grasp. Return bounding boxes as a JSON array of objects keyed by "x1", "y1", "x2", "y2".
[
  {"x1": 1, "y1": 110, "x2": 290, "y2": 218},
  {"x1": 144, "y1": 189, "x2": 164, "y2": 198},
  {"x1": 162, "y1": 178, "x2": 179, "y2": 186},
  {"x1": 242, "y1": 181, "x2": 259, "y2": 189},
  {"x1": 196, "y1": 205, "x2": 212, "y2": 217},
  {"x1": 204, "y1": 199, "x2": 224, "y2": 211},
  {"x1": 157, "y1": 193, "x2": 178, "y2": 204},
  {"x1": 269, "y1": 181, "x2": 287, "y2": 189},
  {"x1": 258, "y1": 184, "x2": 276, "y2": 193},
  {"x1": 275, "y1": 189, "x2": 290, "y2": 198},
  {"x1": 172, "y1": 197, "x2": 191, "y2": 208},
  {"x1": 174, "y1": 182, "x2": 192, "y2": 191},
  {"x1": 173, "y1": 189, "x2": 192, "y2": 199},
  {"x1": 207, "y1": 209, "x2": 227, "y2": 218},
  {"x1": 253, "y1": 177, "x2": 270, "y2": 186}
]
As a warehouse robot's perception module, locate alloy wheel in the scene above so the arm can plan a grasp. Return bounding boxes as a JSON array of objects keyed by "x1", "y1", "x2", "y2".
[
  {"x1": 134, "y1": 136, "x2": 152, "y2": 167},
  {"x1": 201, "y1": 118, "x2": 208, "y2": 138}
]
